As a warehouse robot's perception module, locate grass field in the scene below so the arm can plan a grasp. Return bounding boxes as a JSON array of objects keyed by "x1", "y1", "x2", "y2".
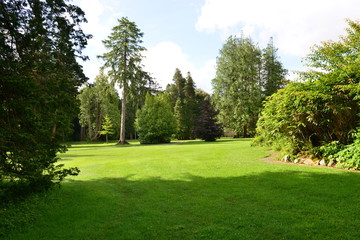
[{"x1": 2, "y1": 138, "x2": 360, "y2": 240}]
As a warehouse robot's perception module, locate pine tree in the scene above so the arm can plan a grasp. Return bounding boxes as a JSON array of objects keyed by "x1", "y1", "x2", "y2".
[
  {"x1": 193, "y1": 97, "x2": 223, "y2": 142},
  {"x1": 99, "y1": 115, "x2": 114, "y2": 143},
  {"x1": 212, "y1": 35, "x2": 262, "y2": 137},
  {"x1": 168, "y1": 69, "x2": 198, "y2": 139},
  {"x1": 98, "y1": 17, "x2": 147, "y2": 145},
  {"x1": 261, "y1": 37, "x2": 288, "y2": 98}
]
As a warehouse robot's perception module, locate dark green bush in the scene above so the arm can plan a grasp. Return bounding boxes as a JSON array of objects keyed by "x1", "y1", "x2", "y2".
[{"x1": 136, "y1": 94, "x2": 176, "y2": 144}]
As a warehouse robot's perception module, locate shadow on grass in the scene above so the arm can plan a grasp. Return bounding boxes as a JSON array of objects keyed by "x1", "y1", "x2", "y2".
[{"x1": 3, "y1": 170, "x2": 360, "y2": 240}]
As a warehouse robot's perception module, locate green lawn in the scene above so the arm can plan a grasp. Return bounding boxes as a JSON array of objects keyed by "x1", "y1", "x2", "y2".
[{"x1": 2, "y1": 138, "x2": 360, "y2": 240}]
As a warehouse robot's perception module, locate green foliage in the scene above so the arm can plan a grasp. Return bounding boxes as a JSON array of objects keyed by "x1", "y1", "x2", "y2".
[
  {"x1": 261, "y1": 37, "x2": 288, "y2": 98},
  {"x1": 255, "y1": 19, "x2": 360, "y2": 163},
  {"x1": 98, "y1": 114, "x2": 115, "y2": 143},
  {"x1": 212, "y1": 35, "x2": 287, "y2": 137},
  {"x1": 98, "y1": 17, "x2": 148, "y2": 144},
  {"x1": 136, "y1": 94, "x2": 176, "y2": 144},
  {"x1": 78, "y1": 71, "x2": 120, "y2": 141},
  {"x1": 167, "y1": 69, "x2": 198, "y2": 140},
  {"x1": 192, "y1": 96, "x2": 223, "y2": 141},
  {"x1": 334, "y1": 144, "x2": 360, "y2": 169},
  {"x1": 312, "y1": 130, "x2": 360, "y2": 169},
  {"x1": 0, "y1": 0, "x2": 87, "y2": 195}
]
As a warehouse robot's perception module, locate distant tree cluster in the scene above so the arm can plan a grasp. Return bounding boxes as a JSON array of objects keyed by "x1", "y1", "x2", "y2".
[
  {"x1": 212, "y1": 36, "x2": 287, "y2": 137},
  {"x1": 164, "y1": 69, "x2": 222, "y2": 141},
  {"x1": 78, "y1": 70, "x2": 120, "y2": 141}
]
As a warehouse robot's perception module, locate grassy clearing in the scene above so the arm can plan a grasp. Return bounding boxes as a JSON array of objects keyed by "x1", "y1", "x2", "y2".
[{"x1": 2, "y1": 138, "x2": 360, "y2": 240}]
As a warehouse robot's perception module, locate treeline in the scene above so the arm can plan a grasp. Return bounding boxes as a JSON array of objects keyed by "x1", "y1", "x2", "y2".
[
  {"x1": 77, "y1": 17, "x2": 222, "y2": 144},
  {"x1": 254, "y1": 20, "x2": 360, "y2": 169},
  {"x1": 78, "y1": 67, "x2": 222, "y2": 144}
]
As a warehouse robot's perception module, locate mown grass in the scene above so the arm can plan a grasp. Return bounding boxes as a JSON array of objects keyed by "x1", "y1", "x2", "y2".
[{"x1": 1, "y1": 138, "x2": 360, "y2": 240}]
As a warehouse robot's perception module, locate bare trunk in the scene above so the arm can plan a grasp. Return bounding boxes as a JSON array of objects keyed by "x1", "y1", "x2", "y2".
[
  {"x1": 80, "y1": 126, "x2": 86, "y2": 141},
  {"x1": 88, "y1": 116, "x2": 92, "y2": 140},
  {"x1": 243, "y1": 124, "x2": 248, "y2": 138},
  {"x1": 119, "y1": 86, "x2": 127, "y2": 144},
  {"x1": 51, "y1": 124, "x2": 57, "y2": 139}
]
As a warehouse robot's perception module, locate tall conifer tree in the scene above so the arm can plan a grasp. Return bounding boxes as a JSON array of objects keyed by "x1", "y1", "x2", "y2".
[
  {"x1": 0, "y1": 0, "x2": 90, "y2": 187},
  {"x1": 212, "y1": 35, "x2": 262, "y2": 137},
  {"x1": 98, "y1": 17, "x2": 146, "y2": 144}
]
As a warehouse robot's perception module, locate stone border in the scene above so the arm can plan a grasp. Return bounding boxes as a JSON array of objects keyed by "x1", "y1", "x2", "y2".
[{"x1": 261, "y1": 151, "x2": 359, "y2": 172}]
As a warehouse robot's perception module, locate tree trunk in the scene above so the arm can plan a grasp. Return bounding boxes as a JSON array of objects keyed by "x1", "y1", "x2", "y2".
[
  {"x1": 80, "y1": 126, "x2": 86, "y2": 141},
  {"x1": 243, "y1": 125, "x2": 248, "y2": 138},
  {"x1": 88, "y1": 116, "x2": 92, "y2": 140},
  {"x1": 119, "y1": 85, "x2": 128, "y2": 144}
]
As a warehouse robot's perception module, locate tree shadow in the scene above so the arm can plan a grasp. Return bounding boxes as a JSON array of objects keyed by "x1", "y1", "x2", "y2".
[{"x1": 6, "y1": 170, "x2": 360, "y2": 240}]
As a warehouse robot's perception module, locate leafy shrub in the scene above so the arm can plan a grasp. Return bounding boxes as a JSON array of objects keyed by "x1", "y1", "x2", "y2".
[
  {"x1": 136, "y1": 94, "x2": 176, "y2": 144},
  {"x1": 254, "y1": 20, "x2": 360, "y2": 160},
  {"x1": 332, "y1": 130, "x2": 360, "y2": 169}
]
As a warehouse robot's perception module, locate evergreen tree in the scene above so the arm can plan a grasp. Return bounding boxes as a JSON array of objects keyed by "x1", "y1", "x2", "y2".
[
  {"x1": 174, "y1": 99, "x2": 189, "y2": 140},
  {"x1": 212, "y1": 35, "x2": 262, "y2": 137},
  {"x1": 261, "y1": 37, "x2": 288, "y2": 98},
  {"x1": 0, "y1": 0, "x2": 90, "y2": 190},
  {"x1": 99, "y1": 114, "x2": 114, "y2": 143},
  {"x1": 166, "y1": 68, "x2": 187, "y2": 108},
  {"x1": 192, "y1": 96, "x2": 223, "y2": 142},
  {"x1": 167, "y1": 69, "x2": 198, "y2": 139},
  {"x1": 98, "y1": 17, "x2": 147, "y2": 144},
  {"x1": 136, "y1": 94, "x2": 176, "y2": 144},
  {"x1": 126, "y1": 70, "x2": 160, "y2": 139}
]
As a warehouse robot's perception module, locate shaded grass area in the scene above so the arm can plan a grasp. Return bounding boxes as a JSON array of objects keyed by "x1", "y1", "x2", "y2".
[{"x1": 1, "y1": 139, "x2": 360, "y2": 239}]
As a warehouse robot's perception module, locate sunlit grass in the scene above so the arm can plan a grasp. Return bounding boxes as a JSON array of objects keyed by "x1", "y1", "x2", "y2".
[{"x1": 2, "y1": 138, "x2": 360, "y2": 240}]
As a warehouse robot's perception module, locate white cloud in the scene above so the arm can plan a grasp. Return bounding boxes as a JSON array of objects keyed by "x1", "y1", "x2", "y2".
[
  {"x1": 196, "y1": 0, "x2": 360, "y2": 57},
  {"x1": 143, "y1": 41, "x2": 215, "y2": 93},
  {"x1": 76, "y1": 0, "x2": 121, "y2": 82}
]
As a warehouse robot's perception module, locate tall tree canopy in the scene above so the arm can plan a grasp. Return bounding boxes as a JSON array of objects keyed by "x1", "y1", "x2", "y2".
[
  {"x1": 261, "y1": 38, "x2": 288, "y2": 98},
  {"x1": 166, "y1": 69, "x2": 197, "y2": 140},
  {"x1": 212, "y1": 35, "x2": 287, "y2": 137},
  {"x1": 0, "y1": 0, "x2": 90, "y2": 191},
  {"x1": 98, "y1": 17, "x2": 147, "y2": 144},
  {"x1": 212, "y1": 35, "x2": 262, "y2": 137}
]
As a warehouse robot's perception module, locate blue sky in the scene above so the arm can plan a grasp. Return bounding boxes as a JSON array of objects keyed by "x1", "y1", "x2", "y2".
[{"x1": 74, "y1": 0, "x2": 360, "y2": 93}]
